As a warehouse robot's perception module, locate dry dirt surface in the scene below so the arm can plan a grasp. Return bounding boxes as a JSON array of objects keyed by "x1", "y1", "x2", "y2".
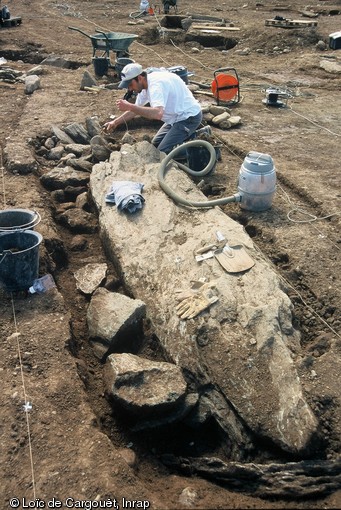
[{"x1": 1, "y1": 0, "x2": 341, "y2": 509}]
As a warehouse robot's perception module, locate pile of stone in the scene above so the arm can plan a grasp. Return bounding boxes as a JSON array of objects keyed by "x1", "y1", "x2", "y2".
[
  {"x1": 36, "y1": 117, "x2": 117, "y2": 168},
  {"x1": 86, "y1": 286, "x2": 198, "y2": 430},
  {"x1": 0, "y1": 64, "x2": 44, "y2": 94},
  {"x1": 0, "y1": 66, "x2": 23, "y2": 83},
  {"x1": 201, "y1": 104, "x2": 241, "y2": 130},
  {"x1": 34, "y1": 118, "x2": 119, "y2": 237}
]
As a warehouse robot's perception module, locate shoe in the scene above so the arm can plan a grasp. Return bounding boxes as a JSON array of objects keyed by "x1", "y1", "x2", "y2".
[{"x1": 196, "y1": 125, "x2": 212, "y2": 137}]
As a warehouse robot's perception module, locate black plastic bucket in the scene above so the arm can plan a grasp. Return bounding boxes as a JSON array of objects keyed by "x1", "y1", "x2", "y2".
[
  {"x1": 115, "y1": 57, "x2": 135, "y2": 79},
  {"x1": 0, "y1": 208, "x2": 41, "y2": 232},
  {"x1": 92, "y1": 57, "x2": 109, "y2": 77},
  {"x1": 186, "y1": 146, "x2": 221, "y2": 174},
  {"x1": 0, "y1": 230, "x2": 43, "y2": 292}
]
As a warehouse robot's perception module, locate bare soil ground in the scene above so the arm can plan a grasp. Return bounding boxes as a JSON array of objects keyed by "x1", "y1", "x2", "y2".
[{"x1": 1, "y1": 0, "x2": 341, "y2": 508}]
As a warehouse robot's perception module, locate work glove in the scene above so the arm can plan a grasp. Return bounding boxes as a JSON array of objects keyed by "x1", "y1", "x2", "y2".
[{"x1": 175, "y1": 281, "x2": 219, "y2": 319}]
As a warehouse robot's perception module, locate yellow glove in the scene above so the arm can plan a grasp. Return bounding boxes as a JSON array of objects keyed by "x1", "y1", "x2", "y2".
[{"x1": 175, "y1": 281, "x2": 219, "y2": 319}]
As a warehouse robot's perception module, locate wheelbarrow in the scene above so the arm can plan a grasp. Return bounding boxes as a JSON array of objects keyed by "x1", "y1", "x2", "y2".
[{"x1": 68, "y1": 26, "x2": 138, "y2": 60}]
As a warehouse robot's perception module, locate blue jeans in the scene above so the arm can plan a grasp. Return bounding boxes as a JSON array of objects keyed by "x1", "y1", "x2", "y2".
[{"x1": 152, "y1": 111, "x2": 203, "y2": 154}]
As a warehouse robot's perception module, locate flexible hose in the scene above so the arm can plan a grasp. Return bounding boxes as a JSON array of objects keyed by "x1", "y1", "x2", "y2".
[{"x1": 158, "y1": 139, "x2": 241, "y2": 208}]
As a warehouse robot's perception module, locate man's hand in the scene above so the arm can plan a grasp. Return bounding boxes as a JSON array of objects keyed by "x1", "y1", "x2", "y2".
[
  {"x1": 103, "y1": 119, "x2": 117, "y2": 133},
  {"x1": 116, "y1": 99, "x2": 133, "y2": 112}
]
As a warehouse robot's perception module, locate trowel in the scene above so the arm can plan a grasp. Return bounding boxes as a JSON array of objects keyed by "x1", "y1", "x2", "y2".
[{"x1": 214, "y1": 243, "x2": 255, "y2": 273}]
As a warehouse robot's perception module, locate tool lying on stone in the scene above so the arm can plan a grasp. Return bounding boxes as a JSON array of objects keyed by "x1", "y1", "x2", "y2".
[
  {"x1": 195, "y1": 231, "x2": 255, "y2": 273},
  {"x1": 175, "y1": 280, "x2": 219, "y2": 319},
  {"x1": 214, "y1": 243, "x2": 255, "y2": 273},
  {"x1": 194, "y1": 240, "x2": 226, "y2": 262}
]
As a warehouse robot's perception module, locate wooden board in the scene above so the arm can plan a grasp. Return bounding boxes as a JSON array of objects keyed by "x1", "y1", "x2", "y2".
[
  {"x1": 191, "y1": 24, "x2": 240, "y2": 31},
  {"x1": 265, "y1": 18, "x2": 318, "y2": 28}
]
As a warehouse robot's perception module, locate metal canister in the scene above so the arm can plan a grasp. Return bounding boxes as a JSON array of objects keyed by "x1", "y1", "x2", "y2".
[{"x1": 238, "y1": 152, "x2": 276, "y2": 211}]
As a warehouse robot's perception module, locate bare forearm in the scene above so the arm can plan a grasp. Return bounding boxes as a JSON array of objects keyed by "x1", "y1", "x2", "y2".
[
  {"x1": 116, "y1": 110, "x2": 137, "y2": 125},
  {"x1": 116, "y1": 99, "x2": 163, "y2": 121},
  {"x1": 129, "y1": 104, "x2": 163, "y2": 120}
]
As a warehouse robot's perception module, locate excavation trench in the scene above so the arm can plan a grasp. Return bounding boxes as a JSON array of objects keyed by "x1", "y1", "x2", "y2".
[{"x1": 18, "y1": 126, "x2": 338, "y2": 500}]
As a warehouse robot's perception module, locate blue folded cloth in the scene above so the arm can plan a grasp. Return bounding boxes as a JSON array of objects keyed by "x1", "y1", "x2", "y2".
[{"x1": 105, "y1": 181, "x2": 145, "y2": 213}]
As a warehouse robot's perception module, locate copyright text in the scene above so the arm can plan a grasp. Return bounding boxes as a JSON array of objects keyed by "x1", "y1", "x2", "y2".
[{"x1": 8, "y1": 497, "x2": 150, "y2": 509}]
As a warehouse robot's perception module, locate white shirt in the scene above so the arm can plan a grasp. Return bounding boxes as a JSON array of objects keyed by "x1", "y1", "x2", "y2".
[{"x1": 135, "y1": 71, "x2": 201, "y2": 125}]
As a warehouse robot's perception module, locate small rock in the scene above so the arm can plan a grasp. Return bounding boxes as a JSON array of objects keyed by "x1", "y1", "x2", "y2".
[
  {"x1": 57, "y1": 208, "x2": 98, "y2": 234},
  {"x1": 209, "y1": 105, "x2": 230, "y2": 116},
  {"x1": 316, "y1": 40, "x2": 327, "y2": 51},
  {"x1": 75, "y1": 192, "x2": 89, "y2": 210},
  {"x1": 55, "y1": 202, "x2": 76, "y2": 214},
  {"x1": 235, "y1": 48, "x2": 250, "y2": 55},
  {"x1": 80, "y1": 70, "x2": 98, "y2": 91},
  {"x1": 27, "y1": 65, "x2": 44, "y2": 76},
  {"x1": 51, "y1": 125, "x2": 74, "y2": 145},
  {"x1": 119, "y1": 448, "x2": 137, "y2": 468},
  {"x1": 74, "y1": 263, "x2": 108, "y2": 295},
  {"x1": 86, "y1": 116, "x2": 102, "y2": 138},
  {"x1": 64, "y1": 185, "x2": 88, "y2": 201},
  {"x1": 44, "y1": 137, "x2": 55, "y2": 150},
  {"x1": 41, "y1": 56, "x2": 71, "y2": 69},
  {"x1": 70, "y1": 235, "x2": 88, "y2": 251},
  {"x1": 228, "y1": 115, "x2": 241, "y2": 126},
  {"x1": 48, "y1": 146, "x2": 65, "y2": 161},
  {"x1": 212, "y1": 112, "x2": 231, "y2": 125},
  {"x1": 64, "y1": 123, "x2": 91, "y2": 145},
  {"x1": 51, "y1": 190, "x2": 66, "y2": 203},
  {"x1": 65, "y1": 144, "x2": 92, "y2": 157},
  {"x1": 25, "y1": 75, "x2": 40, "y2": 95},
  {"x1": 218, "y1": 120, "x2": 232, "y2": 129},
  {"x1": 179, "y1": 487, "x2": 198, "y2": 507},
  {"x1": 68, "y1": 157, "x2": 93, "y2": 173},
  {"x1": 121, "y1": 132, "x2": 136, "y2": 144},
  {"x1": 91, "y1": 144, "x2": 111, "y2": 162}
]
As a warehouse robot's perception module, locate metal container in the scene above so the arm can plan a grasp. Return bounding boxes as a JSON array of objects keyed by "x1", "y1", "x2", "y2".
[
  {"x1": 0, "y1": 208, "x2": 41, "y2": 232},
  {"x1": 92, "y1": 57, "x2": 109, "y2": 76},
  {"x1": 167, "y1": 65, "x2": 188, "y2": 84},
  {"x1": 115, "y1": 57, "x2": 135, "y2": 78},
  {"x1": 68, "y1": 27, "x2": 138, "y2": 58},
  {"x1": 238, "y1": 152, "x2": 276, "y2": 212},
  {"x1": 0, "y1": 230, "x2": 43, "y2": 292}
]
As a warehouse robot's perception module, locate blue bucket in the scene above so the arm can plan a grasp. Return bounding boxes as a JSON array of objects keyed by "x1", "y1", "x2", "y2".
[{"x1": 0, "y1": 230, "x2": 43, "y2": 292}]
